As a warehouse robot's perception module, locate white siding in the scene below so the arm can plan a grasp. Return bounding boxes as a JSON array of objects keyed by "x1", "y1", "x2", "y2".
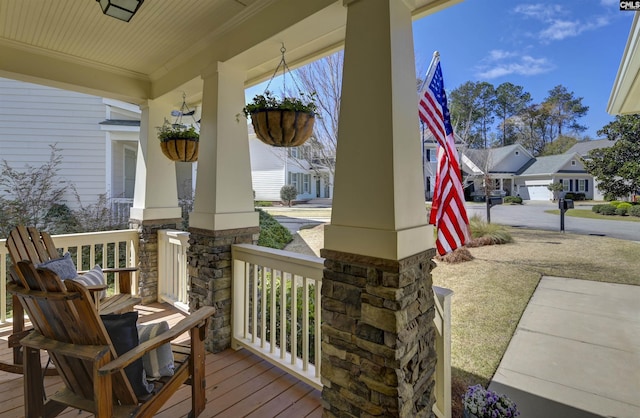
[
  {"x1": 0, "y1": 78, "x2": 107, "y2": 209},
  {"x1": 253, "y1": 170, "x2": 285, "y2": 201}
]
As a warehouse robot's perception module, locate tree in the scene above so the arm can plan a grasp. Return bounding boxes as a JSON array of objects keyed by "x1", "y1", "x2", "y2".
[
  {"x1": 280, "y1": 184, "x2": 298, "y2": 207},
  {"x1": 547, "y1": 182, "x2": 564, "y2": 201},
  {"x1": 0, "y1": 144, "x2": 67, "y2": 236},
  {"x1": 449, "y1": 81, "x2": 482, "y2": 147},
  {"x1": 294, "y1": 51, "x2": 342, "y2": 178},
  {"x1": 583, "y1": 115, "x2": 640, "y2": 200},
  {"x1": 495, "y1": 82, "x2": 531, "y2": 146},
  {"x1": 475, "y1": 82, "x2": 496, "y2": 148},
  {"x1": 540, "y1": 135, "x2": 578, "y2": 156},
  {"x1": 543, "y1": 85, "x2": 589, "y2": 138}
]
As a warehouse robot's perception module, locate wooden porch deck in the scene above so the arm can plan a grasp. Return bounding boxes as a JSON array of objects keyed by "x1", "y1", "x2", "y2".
[{"x1": 0, "y1": 303, "x2": 322, "y2": 418}]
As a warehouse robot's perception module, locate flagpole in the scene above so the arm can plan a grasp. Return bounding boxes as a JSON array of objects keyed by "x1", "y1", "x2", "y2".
[{"x1": 418, "y1": 51, "x2": 440, "y2": 93}]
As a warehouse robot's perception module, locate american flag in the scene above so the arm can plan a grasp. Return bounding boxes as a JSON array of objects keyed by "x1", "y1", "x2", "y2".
[{"x1": 418, "y1": 52, "x2": 470, "y2": 255}]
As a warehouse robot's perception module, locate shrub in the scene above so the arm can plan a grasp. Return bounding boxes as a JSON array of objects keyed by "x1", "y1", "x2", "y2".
[
  {"x1": 592, "y1": 204, "x2": 604, "y2": 213},
  {"x1": 256, "y1": 209, "x2": 293, "y2": 249},
  {"x1": 574, "y1": 193, "x2": 586, "y2": 201},
  {"x1": 599, "y1": 204, "x2": 617, "y2": 215},
  {"x1": 255, "y1": 200, "x2": 273, "y2": 207},
  {"x1": 435, "y1": 247, "x2": 474, "y2": 263},
  {"x1": 629, "y1": 205, "x2": 640, "y2": 217},
  {"x1": 469, "y1": 215, "x2": 513, "y2": 245},
  {"x1": 608, "y1": 200, "x2": 622, "y2": 207},
  {"x1": 503, "y1": 196, "x2": 522, "y2": 204},
  {"x1": 564, "y1": 192, "x2": 575, "y2": 200},
  {"x1": 280, "y1": 185, "x2": 298, "y2": 207},
  {"x1": 616, "y1": 202, "x2": 633, "y2": 216}
]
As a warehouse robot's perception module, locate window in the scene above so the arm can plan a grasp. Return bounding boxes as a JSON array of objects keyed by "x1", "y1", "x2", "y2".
[
  {"x1": 560, "y1": 179, "x2": 569, "y2": 191},
  {"x1": 578, "y1": 179, "x2": 586, "y2": 192},
  {"x1": 288, "y1": 148, "x2": 299, "y2": 158},
  {"x1": 571, "y1": 160, "x2": 576, "y2": 166},
  {"x1": 303, "y1": 174, "x2": 310, "y2": 194},
  {"x1": 515, "y1": 151, "x2": 519, "y2": 156},
  {"x1": 288, "y1": 172, "x2": 311, "y2": 194}
]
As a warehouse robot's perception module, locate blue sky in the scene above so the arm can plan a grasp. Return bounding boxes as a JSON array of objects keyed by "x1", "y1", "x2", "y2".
[
  {"x1": 247, "y1": 0, "x2": 634, "y2": 140},
  {"x1": 413, "y1": 0, "x2": 634, "y2": 139}
]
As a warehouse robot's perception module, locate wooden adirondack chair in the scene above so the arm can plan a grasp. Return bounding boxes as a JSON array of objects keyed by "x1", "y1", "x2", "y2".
[
  {"x1": 10, "y1": 260, "x2": 214, "y2": 418},
  {"x1": 2, "y1": 225, "x2": 142, "y2": 375}
]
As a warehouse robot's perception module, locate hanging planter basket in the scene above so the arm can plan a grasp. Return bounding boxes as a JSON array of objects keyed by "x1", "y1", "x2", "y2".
[
  {"x1": 242, "y1": 45, "x2": 317, "y2": 148},
  {"x1": 157, "y1": 93, "x2": 200, "y2": 162},
  {"x1": 250, "y1": 109, "x2": 315, "y2": 147},
  {"x1": 160, "y1": 137, "x2": 199, "y2": 162}
]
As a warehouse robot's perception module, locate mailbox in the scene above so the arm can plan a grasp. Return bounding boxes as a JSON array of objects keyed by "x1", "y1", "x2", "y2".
[
  {"x1": 559, "y1": 199, "x2": 574, "y2": 210},
  {"x1": 488, "y1": 197, "x2": 503, "y2": 208}
]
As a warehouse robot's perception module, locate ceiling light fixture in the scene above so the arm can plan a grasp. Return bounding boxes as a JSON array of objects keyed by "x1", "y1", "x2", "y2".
[{"x1": 96, "y1": 0, "x2": 144, "y2": 22}]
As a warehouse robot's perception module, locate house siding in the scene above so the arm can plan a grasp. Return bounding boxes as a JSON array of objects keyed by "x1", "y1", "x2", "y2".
[{"x1": 0, "y1": 78, "x2": 107, "y2": 209}]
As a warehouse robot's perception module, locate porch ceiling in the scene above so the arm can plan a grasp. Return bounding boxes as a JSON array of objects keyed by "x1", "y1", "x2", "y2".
[
  {"x1": 0, "y1": 0, "x2": 461, "y2": 105},
  {"x1": 608, "y1": 13, "x2": 640, "y2": 115}
]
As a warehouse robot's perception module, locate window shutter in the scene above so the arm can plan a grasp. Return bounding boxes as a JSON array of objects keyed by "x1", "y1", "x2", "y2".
[
  {"x1": 585, "y1": 179, "x2": 589, "y2": 192},
  {"x1": 569, "y1": 179, "x2": 573, "y2": 191}
]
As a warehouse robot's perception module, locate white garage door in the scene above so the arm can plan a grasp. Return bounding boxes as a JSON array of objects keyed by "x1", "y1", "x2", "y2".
[{"x1": 521, "y1": 185, "x2": 549, "y2": 200}]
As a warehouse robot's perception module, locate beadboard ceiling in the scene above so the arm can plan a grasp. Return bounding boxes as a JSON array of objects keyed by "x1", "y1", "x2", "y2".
[{"x1": 0, "y1": 0, "x2": 461, "y2": 104}]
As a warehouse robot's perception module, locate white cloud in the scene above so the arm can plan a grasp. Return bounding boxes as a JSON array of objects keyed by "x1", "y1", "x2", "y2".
[
  {"x1": 513, "y1": 3, "x2": 612, "y2": 42},
  {"x1": 539, "y1": 16, "x2": 610, "y2": 41},
  {"x1": 514, "y1": 4, "x2": 565, "y2": 20},
  {"x1": 476, "y1": 51, "x2": 554, "y2": 79}
]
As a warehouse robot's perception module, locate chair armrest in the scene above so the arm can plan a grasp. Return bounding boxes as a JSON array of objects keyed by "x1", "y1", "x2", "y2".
[
  {"x1": 21, "y1": 331, "x2": 110, "y2": 362},
  {"x1": 98, "y1": 306, "x2": 215, "y2": 376}
]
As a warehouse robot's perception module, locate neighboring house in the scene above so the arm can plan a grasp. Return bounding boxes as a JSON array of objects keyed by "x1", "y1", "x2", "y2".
[
  {"x1": 515, "y1": 153, "x2": 593, "y2": 201},
  {"x1": 423, "y1": 137, "x2": 604, "y2": 201},
  {"x1": 0, "y1": 78, "x2": 200, "y2": 222},
  {"x1": 565, "y1": 139, "x2": 618, "y2": 201},
  {"x1": 0, "y1": 77, "x2": 139, "y2": 218},
  {"x1": 249, "y1": 135, "x2": 333, "y2": 202}
]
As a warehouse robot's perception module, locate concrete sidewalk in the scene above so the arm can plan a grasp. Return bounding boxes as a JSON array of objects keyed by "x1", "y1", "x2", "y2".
[{"x1": 489, "y1": 276, "x2": 640, "y2": 418}]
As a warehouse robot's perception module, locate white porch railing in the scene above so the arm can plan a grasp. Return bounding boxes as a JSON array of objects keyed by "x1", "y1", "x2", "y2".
[
  {"x1": 231, "y1": 242, "x2": 452, "y2": 418},
  {"x1": 433, "y1": 286, "x2": 453, "y2": 418},
  {"x1": 157, "y1": 229, "x2": 190, "y2": 313},
  {"x1": 0, "y1": 229, "x2": 139, "y2": 322},
  {"x1": 232, "y1": 243, "x2": 323, "y2": 390}
]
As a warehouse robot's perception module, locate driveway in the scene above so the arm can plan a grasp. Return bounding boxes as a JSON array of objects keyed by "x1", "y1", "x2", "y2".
[{"x1": 465, "y1": 201, "x2": 640, "y2": 242}]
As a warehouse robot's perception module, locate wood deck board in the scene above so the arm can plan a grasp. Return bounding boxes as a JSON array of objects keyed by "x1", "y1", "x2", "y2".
[{"x1": 0, "y1": 303, "x2": 322, "y2": 417}]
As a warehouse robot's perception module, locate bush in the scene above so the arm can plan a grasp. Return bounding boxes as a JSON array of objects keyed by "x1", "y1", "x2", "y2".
[
  {"x1": 503, "y1": 196, "x2": 522, "y2": 204},
  {"x1": 255, "y1": 201, "x2": 273, "y2": 207},
  {"x1": 608, "y1": 200, "x2": 622, "y2": 207},
  {"x1": 599, "y1": 204, "x2": 617, "y2": 215},
  {"x1": 592, "y1": 204, "x2": 604, "y2": 213},
  {"x1": 564, "y1": 192, "x2": 575, "y2": 200},
  {"x1": 256, "y1": 209, "x2": 293, "y2": 249},
  {"x1": 574, "y1": 193, "x2": 586, "y2": 201},
  {"x1": 280, "y1": 185, "x2": 298, "y2": 207},
  {"x1": 616, "y1": 202, "x2": 633, "y2": 216},
  {"x1": 629, "y1": 205, "x2": 640, "y2": 217},
  {"x1": 468, "y1": 215, "x2": 513, "y2": 245}
]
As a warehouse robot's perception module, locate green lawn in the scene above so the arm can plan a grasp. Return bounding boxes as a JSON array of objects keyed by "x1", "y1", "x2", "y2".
[
  {"x1": 432, "y1": 227, "x2": 638, "y2": 391},
  {"x1": 545, "y1": 208, "x2": 640, "y2": 222}
]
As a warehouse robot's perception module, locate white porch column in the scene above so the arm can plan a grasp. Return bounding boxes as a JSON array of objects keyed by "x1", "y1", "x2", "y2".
[
  {"x1": 130, "y1": 98, "x2": 181, "y2": 220},
  {"x1": 324, "y1": 0, "x2": 434, "y2": 261},
  {"x1": 189, "y1": 61, "x2": 258, "y2": 231}
]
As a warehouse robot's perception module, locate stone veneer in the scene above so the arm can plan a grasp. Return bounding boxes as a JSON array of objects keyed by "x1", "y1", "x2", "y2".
[
  {"x1": 187, "y1": 226, "x2": 259, "y2": 353},
  {"x1": 320, "y1": 248, "x2": 438, "y2": 418},
  {"x1": 129, "y1": 218, "x2": 182, "y2": 304}
]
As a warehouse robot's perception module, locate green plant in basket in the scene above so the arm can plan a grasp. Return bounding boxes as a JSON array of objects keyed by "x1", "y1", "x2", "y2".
[
  {"x1": 241, "y1": 90, "x2": 317, "y2": 118},
  {"x1": 156, "y1": 119, "x2": 199, "y2": 142}
]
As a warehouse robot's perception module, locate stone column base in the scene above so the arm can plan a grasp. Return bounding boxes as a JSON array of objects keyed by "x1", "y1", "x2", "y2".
[
  {"x1": 129, "y1": 218, "x2": 182, "y2": 304},
  {"x1": 320, "y1": 248, "x2": 438, "y2": 417},
  {"x1": 188, "y1": 226, "x2": 260, "y2": 353}
]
